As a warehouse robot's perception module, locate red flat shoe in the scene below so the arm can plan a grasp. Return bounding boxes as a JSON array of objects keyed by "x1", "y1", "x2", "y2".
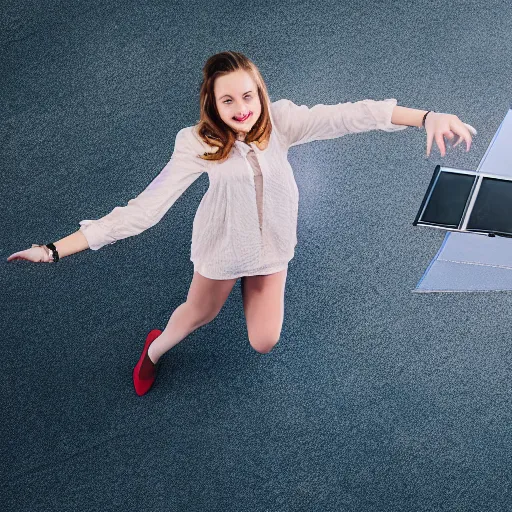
[{"x1": 133, "y1": 329, "x2": 162, "y2": 396}]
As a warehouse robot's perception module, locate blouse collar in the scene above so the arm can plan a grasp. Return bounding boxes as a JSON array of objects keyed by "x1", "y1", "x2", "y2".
[{"x1": 234, "y1": 140, "x2": 258, "y2": 156}]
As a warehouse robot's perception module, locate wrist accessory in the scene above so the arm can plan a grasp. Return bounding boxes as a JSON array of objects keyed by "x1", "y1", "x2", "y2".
[
  {"x1": 32, "y1": 243, "x2": 60, "y2": 263},
  {"x1": 421, "y1": 110, "x2": 434, "y2": 129}
]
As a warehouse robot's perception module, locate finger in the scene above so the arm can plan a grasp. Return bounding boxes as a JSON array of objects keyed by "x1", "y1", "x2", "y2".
[
  {"x1": 463, "y1": 122, "x2": 477, "y2": 135},
  {"x1": 453, "y1": 138, "x2": 471, "y2": 151},
  {"x1": 452, "y1": 120, "x2": 473, "y2": 152},
  {"x1": 435, "y1": 131, "x2": 447, "y2": 157},
  {"x1": 426, "y1": 128, "x2": 435, "y2": 157},
  {"x1": 445, "y1": 131, "x2": 455, "y2": 148},
  {"x1": 452, "y1": 130, "x2": 470, "y2": 151}
]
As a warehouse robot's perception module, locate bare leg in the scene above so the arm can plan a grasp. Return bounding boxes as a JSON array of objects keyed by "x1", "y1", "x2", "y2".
[
  {"x1": 241, "y1": 267, "x2": 288, "y2": 353},
  {"x1": 148, "y1": 271, "x2": 238, "y2": 363},
  {"x1": 147, "y1": 302, "x2": 204, "y2": 363}
]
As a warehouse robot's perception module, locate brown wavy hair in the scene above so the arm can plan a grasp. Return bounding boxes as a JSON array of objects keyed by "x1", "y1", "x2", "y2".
[{"x1": 195, "y1": 51, "x2": 273, "y2": 164}]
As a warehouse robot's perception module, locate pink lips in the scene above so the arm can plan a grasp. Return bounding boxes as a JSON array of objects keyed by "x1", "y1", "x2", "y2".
[{"x1": 234, "y1": 112, "x2": 251, "y2": 122}]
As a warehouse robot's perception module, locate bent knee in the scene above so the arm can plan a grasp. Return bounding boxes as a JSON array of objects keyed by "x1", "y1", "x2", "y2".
[
  {"x1": 186, "y1": 301, "x2": 222, "y2": 328},
  {"x1": 198, "y1": 308, "x2": 222, "y2": 327},
  {"x1": 249, "y1": 336, "x2": 280, "y2": 354}
]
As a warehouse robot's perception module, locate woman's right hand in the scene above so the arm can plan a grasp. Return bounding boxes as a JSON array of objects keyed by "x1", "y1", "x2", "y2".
[{"x1": 7, "y1": 245, "x2": 50, "y2": 263}]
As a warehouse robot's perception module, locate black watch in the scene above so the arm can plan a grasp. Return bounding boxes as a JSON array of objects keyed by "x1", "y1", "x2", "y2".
[{"x1": 45, "y1": 243, "x2": 60, "y2": 263}]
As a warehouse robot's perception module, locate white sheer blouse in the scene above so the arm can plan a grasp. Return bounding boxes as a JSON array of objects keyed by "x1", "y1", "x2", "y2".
[{"x1": 79, "y1": 98, "x2": 407, "y2": 279}]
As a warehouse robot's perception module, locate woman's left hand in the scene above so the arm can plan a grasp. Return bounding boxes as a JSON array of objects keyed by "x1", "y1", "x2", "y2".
[{"x1": 424, "y1": 112, "x2": 477, "y2": 158}]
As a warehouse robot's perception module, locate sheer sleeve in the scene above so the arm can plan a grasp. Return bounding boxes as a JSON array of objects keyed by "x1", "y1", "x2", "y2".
[
  {"x1": 78, "y1": 127, "x2": 206, "y2": 250},
  {"x1": 271, "y1": 97, "x2": 408, "y2": 148}
]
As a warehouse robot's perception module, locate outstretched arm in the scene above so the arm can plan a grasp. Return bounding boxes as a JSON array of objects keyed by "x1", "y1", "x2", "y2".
[
  {"x1": 78, "y1": 127, "x2": 206, "y2": 251},
  {"x1": 270, "y1": 97, "x2": 408, "y2": 148}
]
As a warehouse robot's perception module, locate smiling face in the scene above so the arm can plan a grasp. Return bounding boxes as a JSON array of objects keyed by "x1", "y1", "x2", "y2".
[{"x1": 214, "y1": 69, "x2": 262, "y2": 140}]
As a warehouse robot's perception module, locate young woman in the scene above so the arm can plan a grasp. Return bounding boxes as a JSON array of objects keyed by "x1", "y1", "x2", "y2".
[{"x1": 7, "y1": 51, "x2": 476, "y2": 396}]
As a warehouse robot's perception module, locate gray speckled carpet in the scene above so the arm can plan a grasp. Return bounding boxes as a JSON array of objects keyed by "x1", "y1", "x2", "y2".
[{"x1": 3, "y1": 0, "x2": 512, "y2": 510}]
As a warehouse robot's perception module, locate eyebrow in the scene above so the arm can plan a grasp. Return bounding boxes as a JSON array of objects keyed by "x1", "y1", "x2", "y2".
[{"x1": 219, "y1": 90, "x2": 253, "y2": 100}]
